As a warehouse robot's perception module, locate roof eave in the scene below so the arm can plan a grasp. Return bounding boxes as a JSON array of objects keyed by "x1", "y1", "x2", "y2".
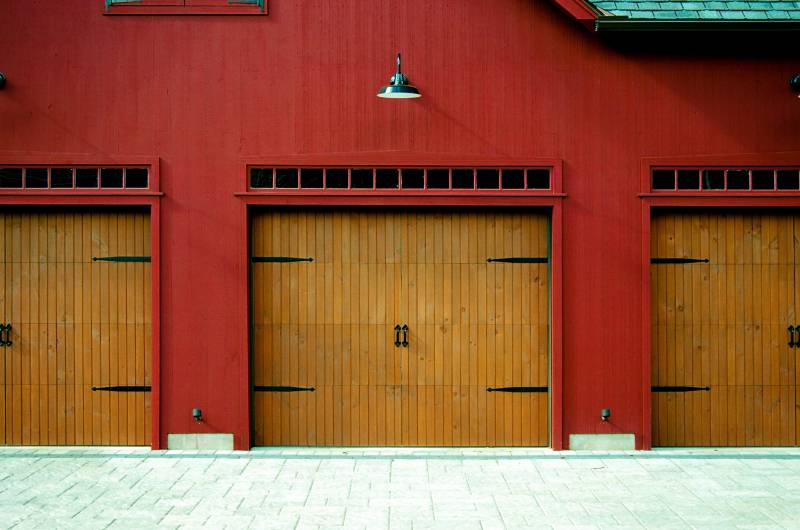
[
  {"x1": 549, "y1": 0, "x2": 600, "y2": 30},
  {"x1": 594, "y1": 18, "x2": 800, "y2": 32}
]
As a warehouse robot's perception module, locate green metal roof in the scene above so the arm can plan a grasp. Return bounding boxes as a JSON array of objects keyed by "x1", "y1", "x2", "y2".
[{"x1": 590, "y1": 1, "x2": 800, "y2": 20}]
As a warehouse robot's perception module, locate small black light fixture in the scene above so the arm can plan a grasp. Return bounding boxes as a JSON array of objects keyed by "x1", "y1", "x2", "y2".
[
  {"x1": 192, "y1": 408, "x2": 203, "y2": 422},
  {"x1": 600, "y1": 408, "x2": 611, "y2": 422},
  {"x1": 377, "y1": 53, "x2": 421, "y2": 99},
  {"x1": 791, "y1": 74, "x2": 800, "y2": 97},
  {"x1": 0, "y1": 72, "x2": 6, "y2": 90}
]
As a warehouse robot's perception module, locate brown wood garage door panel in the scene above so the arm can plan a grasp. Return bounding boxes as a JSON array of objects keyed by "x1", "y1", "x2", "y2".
[
  {"x1": 252, "y1": 209, "x2": 549, "y2": 446},
  {"x1": 0, "y1": 211, "x2": 151, "y2": 446},
  {"x1": 652, "y1": 212, "x2": 798, "y2": 446}
]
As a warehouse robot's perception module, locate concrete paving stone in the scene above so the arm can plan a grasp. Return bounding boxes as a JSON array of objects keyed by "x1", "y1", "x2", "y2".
[
  {"x1": 306, "y1": 495, "x2": 351, "y2": 506},
  {"x1": 406, "y1": 521, "x2": 482, "y2": 530},
  {"x1": 244, "y1": 516, "x2": 301, "y2": 529},
  {"x1": 563, "y1": 513, "x2": 623, "y2": 526},
  {"x1": 580, "y1": 501, "x2": 633, "y2": 517},
  {"x1": 384, "y1": 519, "x2": 415, "y2": 530},
  {"x1": 388, "y1": 514, "x2": 440, "y2": 526},
  {"x1": 388, "y1": 506, "x2": 435, "y2": 519},
  {"x1": 106, "y1": 518, "x2": 174, "y2": 529},
  {"x1": 599, "y1": 525, "x2": 643, "y2": 530},
  {"x1": 383, "y1": 498, "x2": 433, "y2": 508},
  {"x1": 91, "y1": 505, "x2": 172, "y2": 522},
  {"x1": 202, "y1": 514, "x2": 256, "y2": 527},
  {"x1": 535, "y1": 503, "x2": 589, "y2": 519},
  {"x1": 296, "y1": 513, "x2": 347, "y2": 526},
  {"x1": 342, "y1": 508, "x2": 389, "y2": 527},
  {"x1": 630, "y1": 513, "x2": 690, "y2": 527},
  {"x1": 154, "y1": 496, "x2": 202, "y2": 511},
  {"x1": 12, "y1": 517, "x2": 117, "y2": 530},
  {"x1": 432, "y1": 504, "x2": 488, "y2": 518},
  {"x1": 323, "y1": 497, "x2": 370, "y2": 508},
  {"x1": 731, "y1": 521, "x2": 797, "y2": 530},
  {"x1": 763, "y1": 499, "x2": 800, "y2": 516},
  {"x1": 478, "y1": 518, "x2": 524, "y2": 530},
  {"x1": 187, "y1": 499, "x2": 246, "y2": 516}
]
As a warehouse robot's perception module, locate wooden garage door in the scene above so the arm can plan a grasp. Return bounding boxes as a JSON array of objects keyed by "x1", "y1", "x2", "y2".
[
  {"x1": 652, "y1": 211, "x2": 799, "y2": 446},
  {"x1": 0, "y1": 210, "x2": 151, "y2": 445},
  {"x1": 252, "y1": 209, "x2": 549, "y2": 446}
]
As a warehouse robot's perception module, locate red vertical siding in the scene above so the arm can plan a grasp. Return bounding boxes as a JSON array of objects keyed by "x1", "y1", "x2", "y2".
[{"x1": 1, "y1": 0, "x2": 799, "y2": 448}]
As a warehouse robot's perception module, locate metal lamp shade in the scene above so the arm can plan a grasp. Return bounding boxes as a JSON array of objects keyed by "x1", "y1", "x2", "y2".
[
  {"x1": 377, "y1": 84, "x2": 421, "y2": 98},
  {"x1": 377, "y1": 53, "x2": 421, "y2": 99}
]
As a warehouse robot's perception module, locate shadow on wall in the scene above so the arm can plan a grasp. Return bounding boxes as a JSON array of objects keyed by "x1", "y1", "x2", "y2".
[{"x1": 596, "y1": 31, "x2": 800, "y2": 155}]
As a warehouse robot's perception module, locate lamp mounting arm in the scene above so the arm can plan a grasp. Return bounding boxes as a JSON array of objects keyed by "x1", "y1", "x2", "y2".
[{"x1": 391, "y1": 53, "x2": 409, "y2": 86}]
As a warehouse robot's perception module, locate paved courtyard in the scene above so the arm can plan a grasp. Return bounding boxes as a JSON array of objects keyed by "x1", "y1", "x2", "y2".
[{"x1": 0, "y1": 447, "x2": 799, "y2": 529}]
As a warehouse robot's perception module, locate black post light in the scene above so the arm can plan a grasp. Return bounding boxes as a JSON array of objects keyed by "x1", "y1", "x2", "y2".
[
  {"x1": 377, "y1": 53, "x2": 421, "y2": 99},
  {"x1": 790, "y1": 74, "x2": 800, "y2": 96}
]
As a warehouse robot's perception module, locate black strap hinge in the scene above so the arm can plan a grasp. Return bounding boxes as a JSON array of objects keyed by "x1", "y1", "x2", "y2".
[
  {"x1": 652, "y1": 385, "x2": 710, "y2": 392},
  {"x1": 92, "y1": 385, "x2": 151, "y2": 392},
  {"x1": 487, "y1": 257, "x2": 549, "y2": 264},
  {"x1": 487, "y1": 386, "x2": 548, "y2": 393},
  {"x1": 651, "y1": 258, "x2": 709, "y2": 264},
  {"x1": 254, "y1": 385, "x2": 315, "y2": 392},
  {"x1": 251, "y1": 257, "x2": 314, "y2": 263},
  {"x1": 93, "y1": 256, "x2": 151, "y2": 263}
]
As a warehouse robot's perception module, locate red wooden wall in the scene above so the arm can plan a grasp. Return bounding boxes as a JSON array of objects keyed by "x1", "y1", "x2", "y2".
[{"x1": 1, "y1": 0, "x2": 799, "y2": 449}]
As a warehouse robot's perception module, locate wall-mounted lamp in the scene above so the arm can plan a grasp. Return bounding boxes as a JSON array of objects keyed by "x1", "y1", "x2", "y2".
[
  {"x1": 377, "y1": 53, "x2": 421, "y2": 99},
  {"x1": 791, "y1": 74, "x2": 800, "y2": 97},
  {"x1": 0, "y1": 72, "x2": 6, "y2": 90},
  {"x1": 600, "y1": 408, "x2": 611, "y2": 422},
  {"x1": 192, "y1": 408, "x2": 203, "y2": 422}
]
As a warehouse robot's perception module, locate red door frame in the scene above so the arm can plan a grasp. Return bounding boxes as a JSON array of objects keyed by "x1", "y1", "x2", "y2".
[
  {"x1": 236, "y1": 156, "x2": 566, "y2": 449},
  {"x1": 0, "y1": 155, "x2": 163, "y2": 448},
  {"x1": 639, "y1": 153, "x2": 800, "y2": 449}
]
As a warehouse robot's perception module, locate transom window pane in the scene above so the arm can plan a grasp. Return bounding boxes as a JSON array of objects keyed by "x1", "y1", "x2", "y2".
[
  {"x1": 351, "y1": 169, "x2": 373, "y2": 189},
  {"x1": 326, "y1": 168, "x2": 348, "y2": 189}
]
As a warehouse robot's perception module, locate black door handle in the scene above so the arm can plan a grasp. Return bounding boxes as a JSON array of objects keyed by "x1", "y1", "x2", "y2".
[
  {"x1": 394, "y1": 324, "x2": 402, "y2": 347},
  {"x1": 789, "y1": 325, "x2": 796, "y2": 348},
  {"x1": 401, "y1": 324, "x2": 409, "y2": 347},
  {"x1": 0, "y1": 323, "x2": 11, "y2": 347}
]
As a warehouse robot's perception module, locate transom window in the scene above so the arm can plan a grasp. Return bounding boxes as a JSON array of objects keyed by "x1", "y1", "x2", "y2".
[
  {"x1": 105, "y1": 0, "x2": 266, "y2": 14},
  {"x1": 652, "y1": 168, "x2": 800, "y2": 192},
  {"x1": 248, "y1": 167, "x2": 552, "y2": 191},
  {"x1": 0, "y1": 166, "x2": 149, "y2": 190}
]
